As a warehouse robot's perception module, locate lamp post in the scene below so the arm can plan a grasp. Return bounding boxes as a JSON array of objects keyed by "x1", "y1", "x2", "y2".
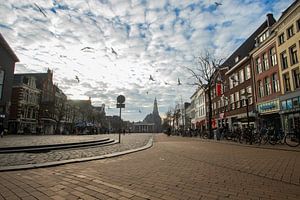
[
  {"x1": 241, "y1": 90, "x2": 251, "y2": 144},
  {"x1": 116, "y1": 95, "x2": 125, "y2": 143}
]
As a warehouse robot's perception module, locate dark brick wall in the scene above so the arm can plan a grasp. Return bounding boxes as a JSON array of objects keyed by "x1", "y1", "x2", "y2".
[{"x1": 0, "y1": 45, "x2": 16, "y2": 125}]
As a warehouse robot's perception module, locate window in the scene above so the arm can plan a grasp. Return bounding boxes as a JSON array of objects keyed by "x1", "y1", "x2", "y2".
[
  {"x1": 234, "y1": 73, "x2": 239, "y2": 86},
  {"x1": 280, "y1": 51, "x2": 288, "y2": 70},
  {"x1": 245, "y1": 65, "x2": 251, "y2": 80},
  {"x1": 239, "y1": 69, "x2": 244, "y2": 83},
  {"x1": 240, "y1": 89, "x2": 246, "y2": 106},
  {"x1": 289, "y1": 45, "x2": 298, "y2": 65},
  {"x1": 264, "y1": 77, "x2": 271, "y2": 96},
  {"x1": 259, "y1": 31, "x2": 269, "y2": 43},
  {"x1": 287, "y1": 25, "x2": 294, "y2": 38},
  {"x1": 230, "y1": 94, "x2": 235, "y2": 110},
  {"x1": 278, "y1": 33, "x2": 285, "y2": 45},
  {"x1": 229, "y1": 76, "x2": 233, "y2": 89},
  {"x1": 283, "y1": 73, "x2": 291, "y2": 92},
  {"x1": 235, "y1": 56, "x2": 239, "y2": 63},
  {"x1": 247, "y1": 86, "x2": 253, "y2": 105},
  {"x1": 235, "y1": 92, "x2": 240, "y2": 108},
  {"x1": 292, "y1": 68, "x2": 300, "y2": 89},
  {"x1": 269, "y1": 47, "x2": 277, "y2": 66},
  {"x1": 272, "y1": 73, "x2": 280, "y2": 93},
  {"x1": 0, "y1": 70, "x2": 4, "y2": 100},
  {"x1": 258, "y1": 80, "x2": 264, "y2": 98},
  {"x1": 297, "y1": 19, "x2": 300, "y2": 32},
  {"x1": 256, "y1": 57, "x2": 262, "y2": 74},
  {"x1": 262, "y1": 53, "x2": 269, "y2": 71}
]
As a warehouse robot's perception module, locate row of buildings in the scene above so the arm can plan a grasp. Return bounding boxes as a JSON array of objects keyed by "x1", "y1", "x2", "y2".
[
  {"x1": 0, "y1": 33, "x2": 122, "y2": 134},
  {"x1": 182, "y1": 1, "x2": 299, "y2": 134}
]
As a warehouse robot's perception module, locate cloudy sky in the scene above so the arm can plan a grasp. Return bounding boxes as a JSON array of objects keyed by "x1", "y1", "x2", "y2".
[{"x1": 0, "y1": 0, "x2": 293, "y2": 121}]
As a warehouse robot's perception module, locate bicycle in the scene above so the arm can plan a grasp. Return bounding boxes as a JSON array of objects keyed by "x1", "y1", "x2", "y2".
[{"x1": 284, "y1": 129, "x2": 300, "y2": 147}]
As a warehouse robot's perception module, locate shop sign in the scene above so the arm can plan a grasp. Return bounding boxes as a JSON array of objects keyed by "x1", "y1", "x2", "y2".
[{"x1": 258, "y1": 100, "x2": 279, "y2": 113}]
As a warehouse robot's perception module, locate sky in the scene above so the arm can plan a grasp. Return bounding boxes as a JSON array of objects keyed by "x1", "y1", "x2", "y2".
[{"x1": 0, "y1": 0, "x2": 294, "y2": 122}]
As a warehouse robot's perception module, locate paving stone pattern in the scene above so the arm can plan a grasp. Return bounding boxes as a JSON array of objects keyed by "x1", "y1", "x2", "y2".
[
  {"x1": 0, "y1": 134, "x2": 152, "y2": 167},
  {"x1": 0, "y1": 134, "x2": 299, "y2": 200},
  {"x1": 0, "y1": 135, "x2": 112, "y2": 148}
]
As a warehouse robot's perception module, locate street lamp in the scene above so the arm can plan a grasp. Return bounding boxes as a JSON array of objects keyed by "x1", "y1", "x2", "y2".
[{"x1": 241, "y1": 90, "x2": 252, "y2": 144}]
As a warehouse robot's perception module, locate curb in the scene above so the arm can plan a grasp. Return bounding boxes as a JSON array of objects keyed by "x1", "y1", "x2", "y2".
[
  {"x1": 171, "y1": 135, "x2": 300, "y2": 152},
  {"x1": 0, "y1": 137, "x2": 153, "y2": 172}
]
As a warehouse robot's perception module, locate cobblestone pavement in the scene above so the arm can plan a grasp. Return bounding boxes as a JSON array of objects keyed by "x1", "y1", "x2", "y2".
[
  {"x1": 0, "y1": 134, "x2": 299, "y2": 200},
  {"x1": 0, "y1": 134, "x2": 152, "y2": 167},
  {"x1": 0, "y1": 135, "x2": 112, "y2": 147}
]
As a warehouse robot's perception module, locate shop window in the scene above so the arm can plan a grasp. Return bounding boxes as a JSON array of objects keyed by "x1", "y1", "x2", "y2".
[
  {"x1": 287, "y1": 99, "x2": 293, "y2": 109},
  {"x1": 0, "y1": 70, "x2": 4, "y2": 100},
  {"x1": 292, "y1": 68, "x2": 300, "y2": 89},
  {"x1": 281, "y1": 101, "x2": 287, "y2": 110},
  {"x1": 293, "y1": 98, "x2": 299, "y2": 108},
  {"x1": 280, "y1": 51, "x2": 288, "y2": 70},
  {"x1": 269, "y1": 47, "x2": 277, "y2": 67},
  {"x1": 289, "y1": 45, "x2": 298, "y2": 66}
]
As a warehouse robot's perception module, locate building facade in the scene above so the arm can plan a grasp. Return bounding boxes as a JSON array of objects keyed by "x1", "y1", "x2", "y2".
[
  {"x1": 0, "y1": 34, "x2": 19, "y2": 128},
  {"x1": 190, "y1": 87, "x2": 206, "y2": 131},
  {"x1": 251, "y1": 14, "x2": 282, "y2": 131},
  {"x1": 9, "y1": 75, "x2": 41, "y2": 134},
  {"x1": 274, "y1": 0, "x2": 300, "y2": 133}
]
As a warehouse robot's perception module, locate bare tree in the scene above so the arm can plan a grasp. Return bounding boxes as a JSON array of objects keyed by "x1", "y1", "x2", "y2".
[{"x1": 186, "y1": 50, "x2": 223, "y2": 139}]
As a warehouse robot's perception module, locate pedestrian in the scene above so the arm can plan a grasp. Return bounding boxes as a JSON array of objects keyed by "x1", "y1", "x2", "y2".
[{"x1": 0, "y1": 124, "x2": 4, "y2": 138}]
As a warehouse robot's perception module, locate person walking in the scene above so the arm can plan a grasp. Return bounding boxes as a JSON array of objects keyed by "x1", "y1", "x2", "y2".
[{"x1": 0, "y1": 124, "x2": 4, "y2": 138}]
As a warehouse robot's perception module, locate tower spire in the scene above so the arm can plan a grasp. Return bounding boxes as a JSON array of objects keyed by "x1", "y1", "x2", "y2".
[{"x1": 153, "y1": 97, "x2": 159, "y2": 115}]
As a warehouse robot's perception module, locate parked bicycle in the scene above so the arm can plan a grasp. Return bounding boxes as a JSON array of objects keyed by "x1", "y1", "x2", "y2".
[{"x1": 284, "y1": 128, "x2": 300, "y2": 147}]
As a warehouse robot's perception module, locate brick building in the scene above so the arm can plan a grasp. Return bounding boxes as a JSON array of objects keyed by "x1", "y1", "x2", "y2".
[
  {"x1": 0, "y1": 33, "x2": 19, "y2": 128},
  {"x1": 250, "y1": 14, "x2": 282, "y2": 131},
  {"x1": 9, "y1": 74, "x2": 41, "y2": 134},
  {"x1": 222, "y1": 14, "x2": 276, "y2": 131}
]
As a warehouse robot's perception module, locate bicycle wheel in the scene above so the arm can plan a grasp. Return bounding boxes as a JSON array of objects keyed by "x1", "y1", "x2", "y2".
[
  {"x1": 260, "y1": 134, "x2": 269, "y2": 145},
  {"x1": 269, "y1": 135, "x2": 277, "y2": 145},
  {"x1": 285, "y1": 133, "x2": 300, "y2": 147}
]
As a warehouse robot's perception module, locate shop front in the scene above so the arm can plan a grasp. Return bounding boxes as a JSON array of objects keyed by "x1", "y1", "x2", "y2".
[
  {"x1": 257, "y1": 99, "x2": 281, "y2": 132},
  {"x1": 280, "y1": 94, "x2": 300, "y2": 134}
]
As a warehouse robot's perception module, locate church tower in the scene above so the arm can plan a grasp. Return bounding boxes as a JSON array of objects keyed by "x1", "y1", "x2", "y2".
[
  {"x1": 153, "y1": 98, "x2": 159, "y2": 116},
  {"x1": 143, "y1": 98, "x2": 162, "y2": 133}
]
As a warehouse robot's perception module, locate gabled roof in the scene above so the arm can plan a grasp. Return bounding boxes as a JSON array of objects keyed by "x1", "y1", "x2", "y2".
[
  {"x1": 221, "y1": 15, "x2": 276, "y2": 68},
  {"x1": 277, "y1": 0, "x2": 299, "y2": 23},
  {"x1": 0, "y1": 33, "x2": 19, "y2": 62}
]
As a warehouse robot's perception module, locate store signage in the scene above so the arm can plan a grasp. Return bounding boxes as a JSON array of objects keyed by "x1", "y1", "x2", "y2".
[{"x1": 258, "y1": 100, "x2": 279, "y2": 113}]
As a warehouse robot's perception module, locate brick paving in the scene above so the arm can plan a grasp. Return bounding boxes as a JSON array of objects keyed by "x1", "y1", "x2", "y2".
[
  {"x1": 0, "y1": 135, "x2": 113, "y2": 148},
  {"x1": 0, "y1": 134, "x2": 299, "y2": 200},
  {"x1": 0, "y1": 134, "x2": 152, "y2": 167}
]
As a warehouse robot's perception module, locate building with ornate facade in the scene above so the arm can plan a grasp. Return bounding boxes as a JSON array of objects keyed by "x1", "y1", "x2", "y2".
[{"x1": 9, "y1": 74, "x2": 41, "y2": 134}]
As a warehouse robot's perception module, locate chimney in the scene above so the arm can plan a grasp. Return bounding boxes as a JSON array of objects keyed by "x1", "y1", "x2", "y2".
[{"x1": 266, "y1": 13, "x2": 274, "y2": 27}]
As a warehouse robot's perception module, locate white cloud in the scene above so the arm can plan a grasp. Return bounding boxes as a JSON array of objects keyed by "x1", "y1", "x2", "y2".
[{"x1": 0, "y1": 0, "x2": 294, "y2": 121}]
